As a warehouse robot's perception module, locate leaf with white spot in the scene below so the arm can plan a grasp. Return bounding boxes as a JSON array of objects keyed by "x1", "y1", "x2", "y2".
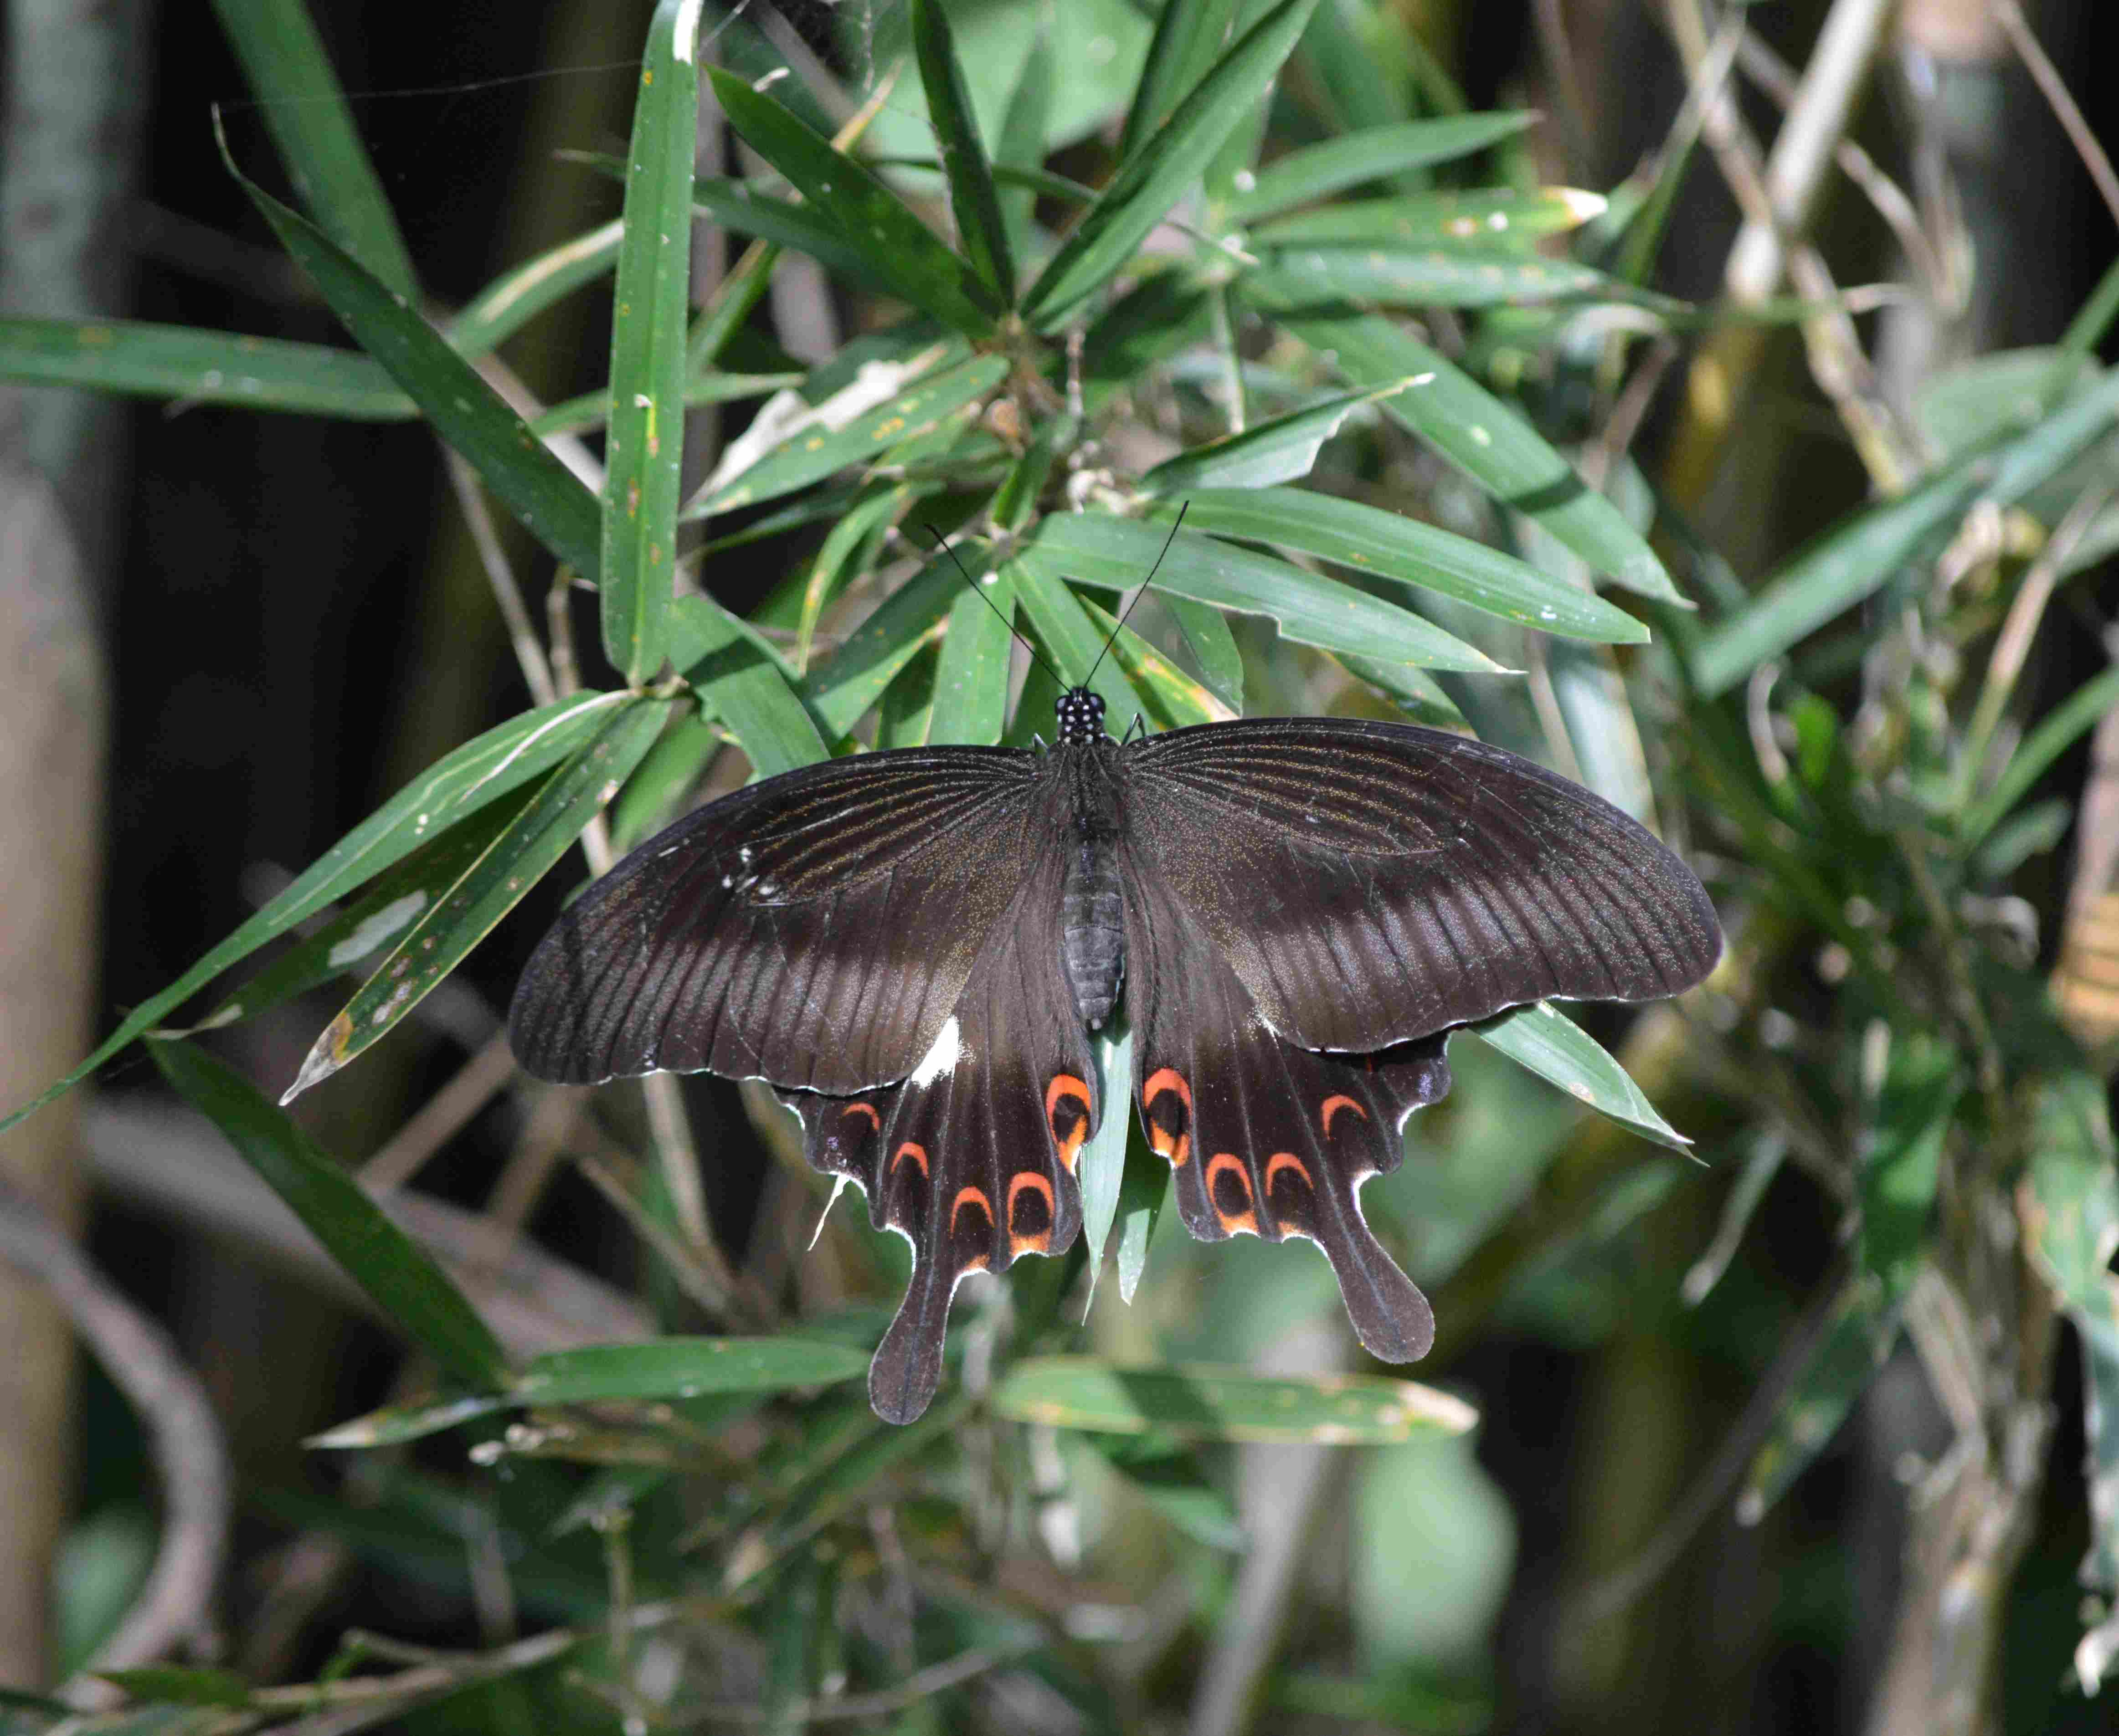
[{"x1": 1467, "y1": 1002, "x2": 1690, "y2": 1150}]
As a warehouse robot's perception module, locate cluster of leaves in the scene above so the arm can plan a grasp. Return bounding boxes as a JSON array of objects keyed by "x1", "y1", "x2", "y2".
[{"x1": 8, "y1": 0, "x2": 2119, "y2": 1724}]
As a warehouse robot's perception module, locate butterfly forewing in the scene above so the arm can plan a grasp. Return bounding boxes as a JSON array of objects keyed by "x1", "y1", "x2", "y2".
[
  {"x1": 509, "y1": 747, "x2": 1044, "y2": 1094},
  {"x1": 1117, "y1": 717, "x2": 1722, "y2": 1054}
]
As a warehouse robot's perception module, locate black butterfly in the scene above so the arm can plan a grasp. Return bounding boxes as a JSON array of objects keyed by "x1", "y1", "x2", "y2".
[{"x1": 509, "y1": 673, "x2": 1721, "y2": 1423}]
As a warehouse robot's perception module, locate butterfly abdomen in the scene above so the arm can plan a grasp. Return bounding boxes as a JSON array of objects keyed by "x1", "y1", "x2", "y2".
[{"x1": 1060, "y1": 751, "x2": 1125, "y2": 1031}]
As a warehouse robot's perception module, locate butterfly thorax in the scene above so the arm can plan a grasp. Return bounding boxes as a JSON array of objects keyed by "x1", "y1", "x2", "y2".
[{"x1": 1054, "y1": 688, "x2": 1125, "y2": 1031}]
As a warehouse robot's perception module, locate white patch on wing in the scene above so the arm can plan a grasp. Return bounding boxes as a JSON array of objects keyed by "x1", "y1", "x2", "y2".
[
  {"x1": 909, "y1": 1015, "x2": 965, "y2": 1086},
  {"x1": 808, "y1": 1174, "x2": 851, "y2": 1251}
]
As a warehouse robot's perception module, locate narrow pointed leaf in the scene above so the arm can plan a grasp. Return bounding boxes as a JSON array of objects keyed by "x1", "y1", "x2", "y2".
[
  {"x1": 1140, "y1": 381, "x2": 1419, "y2": 494},
  {"x1": 93, "y1": 1667, "x2": 253, "y2": 1709},
  {"x1": 685, "y1": 353, "x2": 1007, "y2": 519},
  {"x1": 1737, "y1": 1274, "x2": 1899, "y2": 1522},
  {"x1": 706, "y1": 65, "x2": 1001, "y2": 337},
  {"x1": 910, "y1": 0, "x2": 1014, "y2": 300},
  {"x1": 1118, "y1": 0, "x2": 1242, "y2": 161},
  {"x1": 992, "y1": 1357, "x2": 1477, "y2": 1442},
  {"x1": 2022, "y1": 1074, "x2": 2119, "y2": 1625},
  {"x1": 1271, "y1": 307, "x2": 1680, "y2": 604},
  {"x1": 1173, "y1": 487, "x2": 1648, "y2": 642},
  {"x1": 1022, "y1": 0, "x2": 1323, "y2": 329},
  {"x1": 1255, "y1": 186, "x2": 1604, "y2": 247},
  {"x1": 283, "y1": 700, "x2": 670, "y2": 1102},
  {"x1": 928, "y1": 566, "x2": 1016, "y2": 745},
  {"x1": 152, "y1": 1040, "x2": 508, "y2": 1386},
  {"x1": 1857, "y1": 1037, "x2": 1958, "y2": 1295},
  {"x1": 216, "y1": 120, "x2": 602, "y2": 583},
  {"x1": 1469, "y1": 1002, "x2": 1690, "y2": 1150},
  {"x1": 1013, "y1": 512, "x2": 1505, "y2": 672},
  {"x1": 1250, "y1": 250, "x2": 1657, "y2": 311},
  {"x1": 1009, "y1": 560, "x2": 1165, "y2": 727},
  {"x1": 670, "y1": 595, "x2": 829, "y2": 778},
  {"x1": 449, "y1": 219, "x2": 622, "y2": 358},
  {"x1": 1696, "y1": 365, "x2": 2119, "y2": 697},
  {"x1": 1226, "y1": 113, "x2": 1536, "y2": 220},
  {"x1": 1113, "y1": 1124, "x2": 1172, "y2": 1304},
  {"x1": 0, "y1": 318, "x2": 414, "y2": 418},
  {"x1": 995, "y1": 29, "x2": 1054, "y2": 264},
  {"x1": 601, "y1": 0, "x2": 707, "y2": 681},
  {"x1": 1334, "y1": 652, "x2": 1466, "y2": 728},
  {"x1": 1163, "y1": 594, "x2": 1245, "y2": 710},
  {"x1": 807, "y1": 551, "x2": 965, "y2": 735},
  {"x1": 689, "y1": 176, "x2": 921, "y2": 301},
  {"x1": 1077, "y1": 591, "x2": 1230, "y2": 725},
  {"x1": 208, "y1": 0, "x2": 417, "y2": 294},
  {"x1": 175, "y1": 793, "x2": 532, "y2": 1034},
  {"x1": 0, "y1": 693, "x2": 627, "y2": 1139},
  {"x1": 1077, "y1": 1022, "x2": 1136, "y2": 1311}
]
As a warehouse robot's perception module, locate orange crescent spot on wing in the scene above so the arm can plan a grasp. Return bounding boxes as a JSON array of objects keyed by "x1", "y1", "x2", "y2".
[
  {"x1": 950, "y1": 1185, "x2": 993, "y2": 1234},
  {"x1": 841, "y1": 1101, "x2": 881, "y2": 1131},
  {"x1": 1143, "y1": 1067, "x2": 1193, "y2": 1115},
  {"x1": 1143, "y1": 1067, "x2": 1194, "y2": 1167},
  {"x1": 1007, "y1": 1172, "x2": 1057, "y2": 1255},
  {"x1": 1045, "y1": 1073, "x2": 1092, "y2": 1174},
  {"x1": 1206, "y1": 1151, "x2": 1260, "y2": 1237},
  {"x1": 1319, "y1": 1094, "x2": 1368, "y2": 1135},
  {"x1": 890, "y1": 1140, "x2": 929, "y2": 1178},
  {"x1": 1265, "y1": 1150, "x2": 1312, "y2": 1192}
]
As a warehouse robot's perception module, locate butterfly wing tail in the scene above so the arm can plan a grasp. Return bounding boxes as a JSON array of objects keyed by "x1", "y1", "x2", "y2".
[{"x1": 1125, "y1": 863, "x2": 1453, "y2": 1365}]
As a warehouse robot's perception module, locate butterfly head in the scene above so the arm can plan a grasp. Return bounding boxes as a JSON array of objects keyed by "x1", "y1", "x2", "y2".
[{"x1": 1054, "y1": 688, "x2": 1106, "y2": 746}]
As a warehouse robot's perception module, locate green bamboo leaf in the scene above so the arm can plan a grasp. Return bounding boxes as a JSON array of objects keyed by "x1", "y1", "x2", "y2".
[
  {"x1": 1112, "y1": 1121, "x2": 1172, "y2": 1305},
  {"x1": 173, "y1": 793, "x2": 531, "y2": 1035},
  {"x1": 310, "y1": 1338, "x2": 868, "y2": 1448},
  {"x1": 448, "y1": 219, "x2": 622, "y2": 358},
  {"x1": 2022, "y1": 1074, "x2": 2119, "y2": 1631},
  {"x1": 208, "y1": 0, "x2": 417, "y2": 295},
  {"x1": 1013, "y1": 512, "x2": 1506, "y2": 672},
  {"x1": 0, "y1": 693, "x2": 627, "y2": 1140},
  {"x1": 533, "y1": 370, "x2": 802, "y2": 438},
  {"x1": 1009, "y1": 559, "x2": 1166, "y2": 727},
  {"x1": 993, "y1": 412, "x2": 1078, "y2": 530},
  {"x1": 928, "y1": 566, "x2": 1017, "y2": 745},
  {"x1": 994, "y1": 28, "x2": 1054, "y2": 265},
  {"x1": 688, "y1": 175, "x2": 922, "y2": 302},
  {"x1": 706, "y1": 65, "x2": 1001, "y2": 337},
  {"x1": 93, "y1": 1668, "x2": 253, "y2": 1710},
  {"x1": 1468, "y1": 1002, "x2": 1690, "y2": 1150},
  {"x1": 281, "y1": 700, "x2": 671, "y2": 1103},
  {"x1": 793, "y1": 483, "x2": 910, "y2": 671},
  {"x1": 1118, "y1": 0, "x2": 1243, "y2": 162},
  {"x1": 1163, "y1": 594, "x2": 1245, "y2": 710},
  {"x1": 1334, "y1": 652, "x2": 1467, "y2": 728},
  {"x1": 1298, "y1": 0, "x2": 1422, "y2": 131},
  {"x1": 1173, "y1": 487, "x2": 1648, "y2": 642},
  {"x1": 216, "y1": 119, "x2": 602, "y2": 585},
  {"x1": 1250, "y1": 250, "x2": 1663, "y2": 311},
  {"x1": 1022, "y1": 0, "x2": 1323, "y2": 329},
  {"x1": 1695, "y1": 366, "x2": 2119, "y2": 698},
  {"x1": 1973, "y1": 668, "x2": 2119, "y2": 848},
  {"x1": 153, "y1": 1039, "x2": 508, "y2": 1387},
  {"x1": 807, "y1": 550, "x2": 964, "y2": 736},
  {"x1": 685, "y1": 352, "x2": 1006, "y2": 519},
  {"x1": 0, "y1": 318, "x2": 414, "y2": 419},
  {"x1": 601, "y1": 0, "x2": 708, "y2": 681},
  {"x1": 1225, "y1": 113, "x2": 1536, "y2": 220},
  {"x1": 1089, "y1": 1435, "x2": 1243, "y2": 1549},
  {"x1": 1140, "y1": 381, "x2": 1418, "y2": 494},
  {"x1": 1857, "y1": 1036, "x2": 1958, "y2": 1296},
  {"x1": 1077, "y1": 1022, "x2": 1137, "y2": 1312},
  {"x1": 1271, "y1": 307, "x2": 1682, "y2": 604},
  {"x1": 911, "y1": 0, "x2": 1014, "y2": 301},
  {"x1": 1081, "y1": 273, "x2": 1215, "y2": 404},
  {"x1": 1078, "y1": 591, "x2": 1230, "y2": 726},
  {"x1": 609, "y1": 710, "x2": 720, "y2": 849},
  {"x1": 1737, "y1": 1274, "x2": 1899, "y2": 1523},
  {"x1": 876, "y1": 646, "x2": 938, "y2": 748},
  {"x1": 991, "y1": 1358, "x2": 1477, "y2": 1442},
  {"x1": 1255, "y1": 185, "x2": 1604, "y2": 247}
]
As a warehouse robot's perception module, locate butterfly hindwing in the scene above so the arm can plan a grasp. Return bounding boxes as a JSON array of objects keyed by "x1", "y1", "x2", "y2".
[
  {"x1": 781, "y1": 830, "x2": 1096, "y2": 1423},
  {"x1": 1119, "y1": 717, "x2": 1722, "y2": 1054},
  {"x1": 510, "y1": 748, "x2": 1042, "y2": 1093},
  {"x1": 1121, "y1": 856, "x2": 1450, "y2": 1363}
]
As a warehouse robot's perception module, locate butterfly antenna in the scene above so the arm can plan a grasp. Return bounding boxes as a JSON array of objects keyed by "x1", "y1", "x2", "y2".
[
  {"x1": 1084, "y1": 500, "x2": 1188, "y2": 687},
  {"x1": 922, "y1": 524, "x2": 1067, "y2": 689}
]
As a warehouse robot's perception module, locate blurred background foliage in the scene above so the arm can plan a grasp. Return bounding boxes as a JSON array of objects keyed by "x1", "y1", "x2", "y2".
[{"x1": 4, "y1": 0, "x2": 2119, "y2": 1732}]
